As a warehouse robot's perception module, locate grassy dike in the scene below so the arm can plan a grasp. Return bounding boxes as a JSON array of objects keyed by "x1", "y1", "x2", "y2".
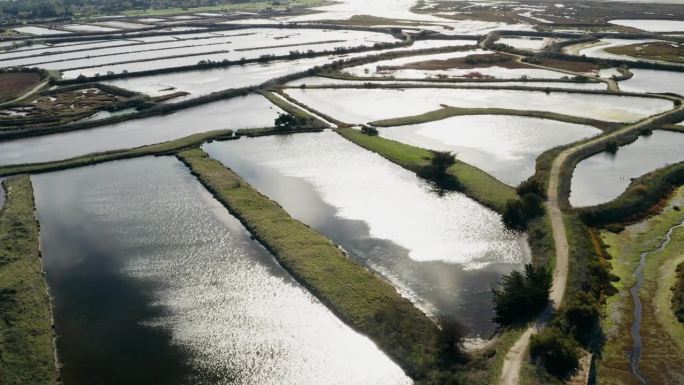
[
  {"x1": 261, "y1": 91, "x2": 329, "y2": 129},
  {"x1": 0, "y1": 176, "x2": 58, "y2": 385},
  {"x1": 334, "y1": 127, "x2": 516, "y2": 213},
  {"x1": 369, "y1": 106, "x2": 619, "y2": 131},
  {"x1": 175, "y1": 148, "x2": 443, "y2": 381}
]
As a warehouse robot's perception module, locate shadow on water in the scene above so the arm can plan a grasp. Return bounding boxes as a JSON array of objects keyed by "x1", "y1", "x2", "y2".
[{"x1": 33, "y1": 175, "x2": 193, "y2": 385}]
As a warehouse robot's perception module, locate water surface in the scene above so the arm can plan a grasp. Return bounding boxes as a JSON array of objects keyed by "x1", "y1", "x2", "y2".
[
  {"x1": 204, "y1": 131, "x2": 530, "y2": 336},
  {"x1": 610, "y1": 19, "x2": 684, "y2": 32},
  {"x1": 0, "y1": 94, "x2": 282, "y2": 166},
  {"x1": 377, "y1": 115, "x2": 600, "y2": 185},
  {"x1": 570, "y1": 130, "x2": 684, "y2": 207},
  {"x1": 618, "y1": 69, "x2": 684, "y2": 96},
  {"x1": 33, "y1": 156, "x2": 410, "y2": 385},
  {"x1": 285, "y1": 88, "x2": 672, "y2": 123}
]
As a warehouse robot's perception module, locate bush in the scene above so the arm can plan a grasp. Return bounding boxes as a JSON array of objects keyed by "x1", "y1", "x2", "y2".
[
  {"x1": 517, "y1": 178, "x2": 546, "y2": 199},
  {"x1": 417, "y1": 151, "x2": 461, "y2": 190},
  {"x1": 361, "y1": 125, "x2": 378, "y2": 136},
  {"x1": 562, "y1": 292, "x2": 600, "y2": 344},
  {"x1": 436, "y1": 315, "x2": 466, "y2": 356},
  {"x1": 605, "y1": 141, "x2": 619, "y2": 154},
  {"x1": 274, "y1": 113, "x2": 297, "y2": 131},
  {"x1": 492, "y1": 264, "x2": 552, "y2": 325},
  {"x1": 502, "y1": 200, "x2": 527, "y2": 231},
  {"x1": 529, "y1": 327, "x2": 579, "y2": 378}
]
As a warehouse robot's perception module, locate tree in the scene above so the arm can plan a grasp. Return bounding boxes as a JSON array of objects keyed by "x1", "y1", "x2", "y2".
[
  {"x1": 529, "y1": 327, "x2": 579, "y2": 378},
  {"x1": 492, "y1": 264, "x2": 552, "y2": 325},
  {"x1": 274, "y1": 113, "x2": 297, "y2": 131}
]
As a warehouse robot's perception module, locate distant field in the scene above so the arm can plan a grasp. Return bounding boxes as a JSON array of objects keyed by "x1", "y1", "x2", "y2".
[
  {"x1": 121, "y1": 0, "x2": 324, "y2": 17},
  {"x1": 0, "y1": 72, "x2": 42, "y2": 103}
]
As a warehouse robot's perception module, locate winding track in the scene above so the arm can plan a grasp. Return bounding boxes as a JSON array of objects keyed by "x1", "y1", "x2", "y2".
[{"x1": 499, "y1": 96, "x2": 684, "y2": 385}]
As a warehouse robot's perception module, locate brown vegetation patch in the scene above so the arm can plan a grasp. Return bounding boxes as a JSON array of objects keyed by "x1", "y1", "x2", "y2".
[
  {"x1": 606, "y1": 42, "x2": 684, "y2": 64},
  {"x1": 0, "y1": 72, "x2": 42, "y2": 103},
  {"x1": 0, "y1": 86, "x2": 137, "y2": 129},
  {"x1": 537, "y1": 57, "x2": 598, "y2": 73}
]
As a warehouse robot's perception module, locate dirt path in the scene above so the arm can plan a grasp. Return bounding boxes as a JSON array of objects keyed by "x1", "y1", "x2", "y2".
[
  {"x1": 499, "y1": 97, "x2": 684, "y2": 385},
  {"x1": 0, "y1": 80, "x2": 49, "y2": 108}
]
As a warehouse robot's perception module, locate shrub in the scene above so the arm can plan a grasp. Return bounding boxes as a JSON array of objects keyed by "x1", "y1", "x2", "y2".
[
  {"x1": 517, "y1": 178, "x2": 546, "y2": 198},
  {"x1": 561, "y1": 291, "x2": 600, "y2": 344},
  {"x1": 360, "y1": 125, "x2": 378, "y2": 136},
  {"x1": 502, "y1": 200, "x2": 527, "y2": 231},
  {"x1": 529, "y1": 327, "x2": 579, "y2": 378},
  {"x1": 605, "y1": 141, "x2": 619, "y2": 154},
  {"x1": 436, "y1": 315, "x2": 466, "y2": 356},
  {"x1": 274, "y1": 113, "x2": 297, "y2": 131},
  {"x1": 492, "y1": 264, "x2": 552, "y2": 325}
]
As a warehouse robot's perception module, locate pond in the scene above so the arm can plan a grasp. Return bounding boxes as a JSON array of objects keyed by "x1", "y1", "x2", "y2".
[
  {"x1": 33, "y1": 156, "x2": 410, "y2": 385},
  {"x1": 60, "y1": 28, "x2": 398, "y2": 77},
  {"x1": 617, "y1": 69, "x2": 684, "y2": 96},
  {"x1": 0, "y1": 94, "x2": 282, "y2": 166},
  {"x1": 284, "y1": 88, "x2": 672, "y2": 123},
  {"x1": 13, "y1": 26, "x2": 69, "y2": 35},
  {"x1": 105, "y1": 56, "x2": 337, "y2": 98},
  {"x1": 570, "y1": 130, "x2": 684, "y2": 207},
  {"x1": 377, "y1": 115, "x2": 601, "y2": 186},
  {"x1": 203, "y1": 131, "x2": 530, "y2": 337},
  {"x1": 609, "y1": 19, "x2": 684, "y2": 32},
  {"x1": 342, "y1": 49, "x2": 566, "y2": 79}
]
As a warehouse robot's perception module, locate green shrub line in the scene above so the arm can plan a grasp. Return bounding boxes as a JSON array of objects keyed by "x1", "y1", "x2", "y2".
[
  {"x1": 0, "y1": 176, "x2": 58, "y2": 385},
  {"x1": 176, "y1": 148, "x2": 443, "y2": 381},
  {"x1": 674, "y1": 263, "x2": 684, "y2": 324},
  {"x1": 369, "y1": 106, "x2": 619, "y2": 131},
  {"x1": 317, "y1": 70, "x2": 603, "y2": 85},
  {"x1": 283, "y1": 82, "x2": 675, "y2": 100},
  {"x1": 577, "y1": 161, "x2": 684, "y2": 226},
  {"x1": 334, "y1": 127, "x2": 516, "y2": 213}
]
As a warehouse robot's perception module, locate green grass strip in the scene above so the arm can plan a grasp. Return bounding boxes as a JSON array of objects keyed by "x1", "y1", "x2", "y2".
[
  {"x1": 262, "y1": 91, "x2": 328, "y2": 128},
  {"x1": 370, "y1": 106, "x2": 618, "y2": 131},
  {"x1": 176, "y1": 148, "x2": 441, "y2": 380},
  {"x1": 0, "y1": 176, "x2": 58, "y2": 385},
  {"x1": 335, "y1": 127, "x2": 516, "y2": 213}
]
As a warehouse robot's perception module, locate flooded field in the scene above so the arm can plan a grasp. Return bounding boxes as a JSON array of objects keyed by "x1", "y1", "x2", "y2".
[
  {"x1": 203, "y1": 131, "x2": 530, "y2": 336},
  {"x1": 570, "y1": 130, "x2": 684, "y2": 207},
  {"x1": 617, "y1": 69, "x2": 684, "y2": 96},
  {"x1": 574, "y1": 38, "x2": 661, "y2": 61},
  {"x1": 33, "y1": 156, "x2": 411, "y2": 385},
  {"x1": 59, "y1": 28, "x2": 398, "y2": 77},
  {"x1": 0, "y1": 94, "x2": 282, "y2": 166},
  {"x1": 284, "y1": 88, "x2": 672, "y2": 123},
  {"x1": 609, "y1": 19, "x2": 684, "y2": 32},
  {"x1": 105, "y1": 57, "x2": 337, "y2": 98},
  {"x1": 377, "y1": 115, "x2": 601, "y2": 186}
]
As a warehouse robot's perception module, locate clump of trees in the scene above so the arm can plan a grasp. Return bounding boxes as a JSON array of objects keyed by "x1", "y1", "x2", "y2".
[
  {"x1": 492, "y1": 264, "x2": 552, "y2": 325},
  {"x1": 274, "y1": 113, "x2": 298, "y2": 132},
  {"x1": 502, "y1": 193, "x2": 544, "y2": 230},
  {"x1": 417, "y1": 151, "x2": 461, "y2": 190},
  {"x1": 605, "y1": 140, "x2": 619, "y2": 154}
]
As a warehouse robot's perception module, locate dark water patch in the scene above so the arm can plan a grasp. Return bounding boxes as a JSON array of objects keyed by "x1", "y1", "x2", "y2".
[{"x1": 33, "y1": 156, "x2": 409, "y2": 385}]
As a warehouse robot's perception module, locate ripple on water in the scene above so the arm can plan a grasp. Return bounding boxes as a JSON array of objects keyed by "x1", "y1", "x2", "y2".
[
  {"x1": 204, "y1": 131, "x2": 531, "y2": 336},
  {"x1": 377, "y1": 115, "x2": 601, "y2": 186},
  {"x1": 33, "y1": 157, "x2": 410, "y2": 385}
]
